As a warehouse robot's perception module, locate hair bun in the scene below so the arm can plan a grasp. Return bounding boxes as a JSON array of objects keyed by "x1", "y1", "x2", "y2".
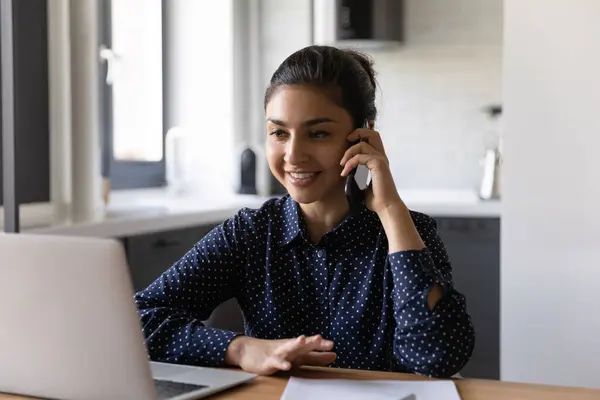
[{"x1": 344, "y1": 49, "x2": 377, "y2": 93}]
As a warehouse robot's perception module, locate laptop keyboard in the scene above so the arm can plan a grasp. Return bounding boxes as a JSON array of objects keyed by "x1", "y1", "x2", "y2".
[{"x1": 154, "y1": 379, "x2": 208, "y2": 400}]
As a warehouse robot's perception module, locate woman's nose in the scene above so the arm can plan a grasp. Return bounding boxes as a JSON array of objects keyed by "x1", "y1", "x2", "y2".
[{"x1": 284, "y1": 135, "x2": 309, "y2": 164}]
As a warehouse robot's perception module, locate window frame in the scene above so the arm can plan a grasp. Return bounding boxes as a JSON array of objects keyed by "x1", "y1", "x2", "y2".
[{"x1": 98, "y1": 0, "x2": 168, "y2": 190}]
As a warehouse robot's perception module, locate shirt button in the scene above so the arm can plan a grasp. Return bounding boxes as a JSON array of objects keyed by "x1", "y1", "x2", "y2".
[{"x1": 317, "y1": 249, "x2": 325, "y2": 258}]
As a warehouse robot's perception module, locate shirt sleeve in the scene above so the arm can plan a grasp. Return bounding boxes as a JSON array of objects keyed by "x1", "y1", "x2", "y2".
[
  {"x1": 133, "y1": 213, "x2": 247, "y2": 368},
  {"x1": 388, "y1": 213, "x2": 475, "y2": 378}
]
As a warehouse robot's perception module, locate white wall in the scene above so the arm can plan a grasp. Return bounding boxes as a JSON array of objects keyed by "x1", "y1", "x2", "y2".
[
  {"x1": 370, "y1": 0, "x2": 503, "y2": 190},
  {"x1": 372, "y1": 45, "x2": 501, "y2": 190},
  {"x1": 261, "y1": 0, "x2": 503, "y2": 191},
  {"x1": 259, "y1": 0, "x2": 313, "y2": 99},
  {"x1": 501, "y1": 0, "x2": 600, "y2": 388}
]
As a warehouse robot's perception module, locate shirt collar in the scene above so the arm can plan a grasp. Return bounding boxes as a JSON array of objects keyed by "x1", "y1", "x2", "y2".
[
  {"x1": 275, "y1": 195, "x2": 377, "y2": 248},
  {"x1": 276, "y1": 195, "x2": 306, "y2": 247}
]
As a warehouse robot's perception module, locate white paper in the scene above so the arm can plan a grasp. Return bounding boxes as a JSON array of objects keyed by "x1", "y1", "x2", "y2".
[{"x1": 281, "y1": 377, "x2": 461, "y2": 400}]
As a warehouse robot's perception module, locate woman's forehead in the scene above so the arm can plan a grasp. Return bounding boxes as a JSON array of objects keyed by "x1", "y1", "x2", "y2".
[{"x1": 266, "y1": 85, "x2": 348, "y2": 121}]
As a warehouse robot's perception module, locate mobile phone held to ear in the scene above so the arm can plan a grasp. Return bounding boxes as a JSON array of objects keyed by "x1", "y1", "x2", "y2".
[{"x1": 345, "y1": 120, "x2": 372, "y2": 214}]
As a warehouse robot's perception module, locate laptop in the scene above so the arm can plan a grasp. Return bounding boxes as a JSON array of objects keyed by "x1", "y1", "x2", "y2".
[{"x1": 0, "y1": 233, "x2": 255, "y2": 400}]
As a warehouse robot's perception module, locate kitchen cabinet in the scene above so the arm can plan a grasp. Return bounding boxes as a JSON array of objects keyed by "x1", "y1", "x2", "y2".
[
  {"x1": 123, "y1": 224, "x2": 218, "y2": 292},
  {"x1": 436, "y1": 217, "x2": 500, "y2": 380}
]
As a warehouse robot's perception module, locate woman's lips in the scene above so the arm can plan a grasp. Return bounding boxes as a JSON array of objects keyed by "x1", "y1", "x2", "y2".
[{"x1": 286, "y1": 171, "x2": 321, "y2": 187}]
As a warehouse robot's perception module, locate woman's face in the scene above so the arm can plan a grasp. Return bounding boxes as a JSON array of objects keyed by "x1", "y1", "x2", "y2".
[{"x1": 265, "y1": 84, "x2": 354, "y2": 205}]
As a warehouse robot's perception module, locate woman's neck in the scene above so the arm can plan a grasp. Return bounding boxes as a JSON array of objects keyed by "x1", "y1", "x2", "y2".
[{"x1": 298, "y1": 190, "x2": 350, "y2": 244}]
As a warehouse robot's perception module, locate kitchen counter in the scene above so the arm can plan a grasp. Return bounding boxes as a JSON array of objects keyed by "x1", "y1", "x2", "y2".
[{"x1": 28, "y1": 188, "x2": 500, "y2": 238}]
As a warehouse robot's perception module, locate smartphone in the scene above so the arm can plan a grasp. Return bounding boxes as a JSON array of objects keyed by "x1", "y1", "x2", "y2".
[{"x1": 345, "y1": 120, "x2": 372, "y2": 214}]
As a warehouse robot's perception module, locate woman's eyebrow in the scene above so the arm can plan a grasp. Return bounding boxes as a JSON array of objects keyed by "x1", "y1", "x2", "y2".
[{"x1": 266, "y1": 117, "x2": 338, "y2": 127}]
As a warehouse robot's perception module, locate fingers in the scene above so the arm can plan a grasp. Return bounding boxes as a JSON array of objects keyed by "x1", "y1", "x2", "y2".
[
  {"x1": 303, "y1": 334, "x2": 334, "y2": 351},
  {"x1": 340, "y1": 141, "x2": 377, "y2": 166},
  {"x1": 257, "y1": 356, "x2": 291, "y2": 375},
  {"x1": 285, "y1": 335, "x2": 333, "y2": 358},
  {"x1": 274, "y1": 335, "x2": 310, "y2": 356},
  {"x1": 265, "y1": 351, "x2": 336, "y2": 374},
  {"x1": 265, "y1": 335, "x2": 335, "y2": 374},
  {"x1": 274, "y1": 335, "x2": 333, "y2": 360},
  {"x1": 347, "y1": 128, "x2": 385, "y2": 154},
  {"x1": 243, "y1": 335, "x2": 335, "y2": 376},
  {"x1": 315, "y1": 337, "x2": 335, "y2": 351},
  {"x1": 341, "y1": 153, "x2": 388, "y2": 177},
  {"x1": 272, "y1": 358, "x2": 292, "y2": 371}
]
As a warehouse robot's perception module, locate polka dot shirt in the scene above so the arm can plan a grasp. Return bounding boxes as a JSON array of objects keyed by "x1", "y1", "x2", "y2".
[{"x1": 134, "y1": 195, "x2": 475, "y2": 378}]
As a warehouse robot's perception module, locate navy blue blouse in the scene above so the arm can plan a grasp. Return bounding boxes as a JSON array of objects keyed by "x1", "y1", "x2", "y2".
[{"x1": 134, "y1": 195, "x2": 475, "y2": 377}]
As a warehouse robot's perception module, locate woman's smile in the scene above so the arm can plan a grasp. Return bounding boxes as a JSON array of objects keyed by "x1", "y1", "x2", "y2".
[{"x1": 286, "y1": 171, "x2": 321, "y2": 187}]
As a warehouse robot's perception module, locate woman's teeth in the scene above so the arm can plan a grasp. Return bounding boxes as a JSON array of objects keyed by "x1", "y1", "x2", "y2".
[{"x1": 289, "y1": 172, "x2": 316, "y2": 179}]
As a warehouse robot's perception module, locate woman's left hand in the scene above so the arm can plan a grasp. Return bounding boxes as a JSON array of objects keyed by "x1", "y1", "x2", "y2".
[{"x1": 340, "y1": 128, "x2": 403, "y2": 215}]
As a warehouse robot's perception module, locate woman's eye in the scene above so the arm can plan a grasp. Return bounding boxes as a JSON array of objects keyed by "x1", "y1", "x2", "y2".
[
  {"x1": 310, "y1": 130, "x2": 329, "y2": 139},
  {"x1": 269, "y1": 129, "x2": 287, "y2": 137}
]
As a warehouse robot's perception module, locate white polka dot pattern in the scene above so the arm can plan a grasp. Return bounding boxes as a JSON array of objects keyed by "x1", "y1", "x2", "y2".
[{"x1": 134, "y1": 195, "x2": 475, "y2": 377}]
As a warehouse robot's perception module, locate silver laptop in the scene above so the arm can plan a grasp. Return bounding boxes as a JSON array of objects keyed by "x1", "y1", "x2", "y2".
[{"x1": 0, "y1": 233, "x2": 255, "y2": 400}]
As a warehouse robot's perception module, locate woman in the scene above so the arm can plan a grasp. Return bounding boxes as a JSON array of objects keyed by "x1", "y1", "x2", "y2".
[{"x1": 135, "y1": 45, "x2": 475, "y2": 378}]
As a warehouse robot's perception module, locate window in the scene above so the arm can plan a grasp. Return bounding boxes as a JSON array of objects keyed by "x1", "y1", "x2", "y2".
[{"x1": 99, "y1": 0, "x2": 166, "y2": 190}]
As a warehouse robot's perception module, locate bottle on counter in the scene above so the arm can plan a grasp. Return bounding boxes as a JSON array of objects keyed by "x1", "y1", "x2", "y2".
[{"x1": 165, "y1": 127, "x2": 193, "y2": 195}]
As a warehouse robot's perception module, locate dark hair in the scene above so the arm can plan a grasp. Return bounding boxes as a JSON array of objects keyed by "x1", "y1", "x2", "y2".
[{"x1": 264, "y1": 45, "x2": 378, "y2": 128}]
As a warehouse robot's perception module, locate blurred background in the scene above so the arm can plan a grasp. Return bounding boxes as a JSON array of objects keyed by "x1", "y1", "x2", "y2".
[{"x1": 1, "y1": 0, "x2": 598, "y2": 390}]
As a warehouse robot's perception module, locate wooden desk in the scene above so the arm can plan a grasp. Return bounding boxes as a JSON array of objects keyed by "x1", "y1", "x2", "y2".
[
  {"x1": 1, "y1": 367, "x2": 599, "y2": 400},
  {"x1": 209, "y1": 367, "x2": 600, "y2": 400}
]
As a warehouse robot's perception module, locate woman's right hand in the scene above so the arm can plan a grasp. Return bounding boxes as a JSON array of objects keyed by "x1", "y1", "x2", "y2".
[{"x1": 224, "y1": 334, "x2": 336, "y2": 375}]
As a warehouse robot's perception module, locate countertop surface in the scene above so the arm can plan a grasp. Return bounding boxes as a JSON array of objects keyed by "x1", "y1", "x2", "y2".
[{"x1": 28, "y1": 188, "x2": 501, "y2": 238}]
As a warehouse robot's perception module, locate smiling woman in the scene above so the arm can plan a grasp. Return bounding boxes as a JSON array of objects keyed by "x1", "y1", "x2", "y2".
[
  {"x1": 265, "y1": 87, "x2": 354, "y2": 207},
  {"x1": 134, "y1": 45, "x2": 475, "y2": 379},
  {"x1": 263, "y1": 46, "x2": 376, "y2": 215}
]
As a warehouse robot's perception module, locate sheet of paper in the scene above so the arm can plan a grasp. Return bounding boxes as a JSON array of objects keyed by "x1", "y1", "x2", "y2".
[{"x1": 281, "y1": 377, "x2": 461, "y2": 400}]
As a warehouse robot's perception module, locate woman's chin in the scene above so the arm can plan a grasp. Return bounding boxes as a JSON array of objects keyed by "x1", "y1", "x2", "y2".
[
  {"x1": 287, "y1": 188, "x2": 322, "y2": 205},
  {"x1": 286, "y1": 185, "x2": 344, "y2": 206}
]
